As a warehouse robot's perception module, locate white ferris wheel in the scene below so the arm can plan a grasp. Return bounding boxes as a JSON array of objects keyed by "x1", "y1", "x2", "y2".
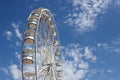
[{"x1": 21, "y1": 8, "x2": 63, "y2": 80}]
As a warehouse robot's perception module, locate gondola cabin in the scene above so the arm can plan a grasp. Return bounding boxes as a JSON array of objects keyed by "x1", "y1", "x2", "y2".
[
  {"x1": 22, "y1": 49, "x2": 34, "y2": 64},
  {"x1": 28, "y1": 16, "x2": 38, "y2": 29},
  {"x1": 55, "y1": 49, "x2": 61, "y2": 56},
  {"x1": 24, "y1": 30, "x2": 35, "y2": 44}
]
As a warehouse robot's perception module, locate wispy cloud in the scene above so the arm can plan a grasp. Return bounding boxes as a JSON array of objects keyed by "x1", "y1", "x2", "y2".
[
  {"x1": 0, "y1": 68, "x2": 9, "y2": 75},
  {"x1": 114, "y1": 0, "x2": 120, "y2": 7},
  {"x1": 84, "y1": 47, "x2": 96, "y2": 62},
  {"x1": 62, "y1": 43, "x2": 96, "y2": 80},
  {"x1": 15, "y1": 41, "x2": 21, "y2": 46},
  {"x1": 11, "y1": 22, "x2": 19, "y2": 29},
  {"x1": 4, "y1": 31, "x2": 13, "y2": 40},
  {"x1": 65, "y1": 0, "x2": 112, "y2": 33},
  {"x1": 9, "y1": 64, "x2": 21, "y2": 80},
  {"x1": 11, "y1": 22, "x2": 22, "y2": 40},
  {"x1": 97, "y1": 38, "x2": 120, "y2": 54},
  {"x1": 15, "y1": 29, "x2": 22, "y2": 40},
  {"x1": 87, "y1": 68, "x2": 114, "y2": 79},
  {"x1": 15, "y1": 52, "x2": 21, "y2": 60}
]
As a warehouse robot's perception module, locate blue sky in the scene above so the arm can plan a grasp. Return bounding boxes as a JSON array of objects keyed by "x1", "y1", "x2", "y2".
[{"x1": 0, "y1": 0, "x2": 120, "y2": 80}]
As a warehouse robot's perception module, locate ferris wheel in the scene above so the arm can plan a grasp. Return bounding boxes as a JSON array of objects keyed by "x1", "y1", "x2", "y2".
[{"x1": 21, "y1": 8, "x2": 63, "y2": 80}]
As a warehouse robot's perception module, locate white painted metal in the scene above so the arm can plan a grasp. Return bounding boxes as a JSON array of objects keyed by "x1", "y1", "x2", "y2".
[{"x1": 22, "y1": 8, "x2": 63, "y2": 80}]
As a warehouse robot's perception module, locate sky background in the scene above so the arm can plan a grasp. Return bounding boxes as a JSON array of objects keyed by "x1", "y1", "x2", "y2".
[{"x1": 0, "y1": 0, "x2": 120, "y2": 80}]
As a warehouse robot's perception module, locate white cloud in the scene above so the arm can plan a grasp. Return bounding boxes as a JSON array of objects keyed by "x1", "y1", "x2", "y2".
[
  {"x1": 4, "y1": 31, "x2": 13, "y2": 40},
  {"x1": 107, "y1": 69, "x2": 113, "y2": 73},
  {"x1": 97, "y1": 43, "x2": 111, "y2": 50},
  {"x1": 62, "y1": 43, "x2": 96, "y2": 80},
  {"x1": 11, "y1": 22, "x2": 19, "y2": 29},
  {"x1": 84, "y1": 47, "x2": 96, "y2": 62},
  {"x1": 112, "y1": 38, "x2": 120, "y2": 45},
  {"x1": 15, "y1": 52, "x2": 21, "y2": 60},
  {"x1": 114, "y1": 0, "x2": 120, "y2": 7},
  {"x1": 97, "y1": 43, "x2": 111, "y2": 49},
  {"x1": 11, "y1": 22, "x2": 22, "y2": 40},
  {"x1": 15, "y1": 29, "x2": 22, "y2": 40},
  {"x1": 15, "y1": 41, "x2": 21, "y2": 46},
  {"x1": 0, "y1": 68, "x2": 9, "y2": 75},
  {"x1": 79, "y1": 61, "x2": 89, "y2": 69},
  {"x1": 9, "y1": 64, "x2": 21, "y2": 80},
  {"x1": 65, "y1": 0, "x2": 112, "y2": 33},
  {"x1": 97, "y1": 38, "x2": 120, "y2": 54}
]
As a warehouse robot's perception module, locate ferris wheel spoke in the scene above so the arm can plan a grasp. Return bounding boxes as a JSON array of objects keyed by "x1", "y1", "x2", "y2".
[
  {"x1": 38, "y1": 48, "x2": 48, "y2": 63},
  {"x1": 37, "y1": 33, "x2": 53, "y2": 64},
  {"x1": 37, "y1": 65, "x2": 49, "y2": 79},
  {"x1": 51, "y1": 67, "x2": 57, "y2": 80},
  {"x1": 38, "y1": 47, "x2": 52, "y2": 63}
]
